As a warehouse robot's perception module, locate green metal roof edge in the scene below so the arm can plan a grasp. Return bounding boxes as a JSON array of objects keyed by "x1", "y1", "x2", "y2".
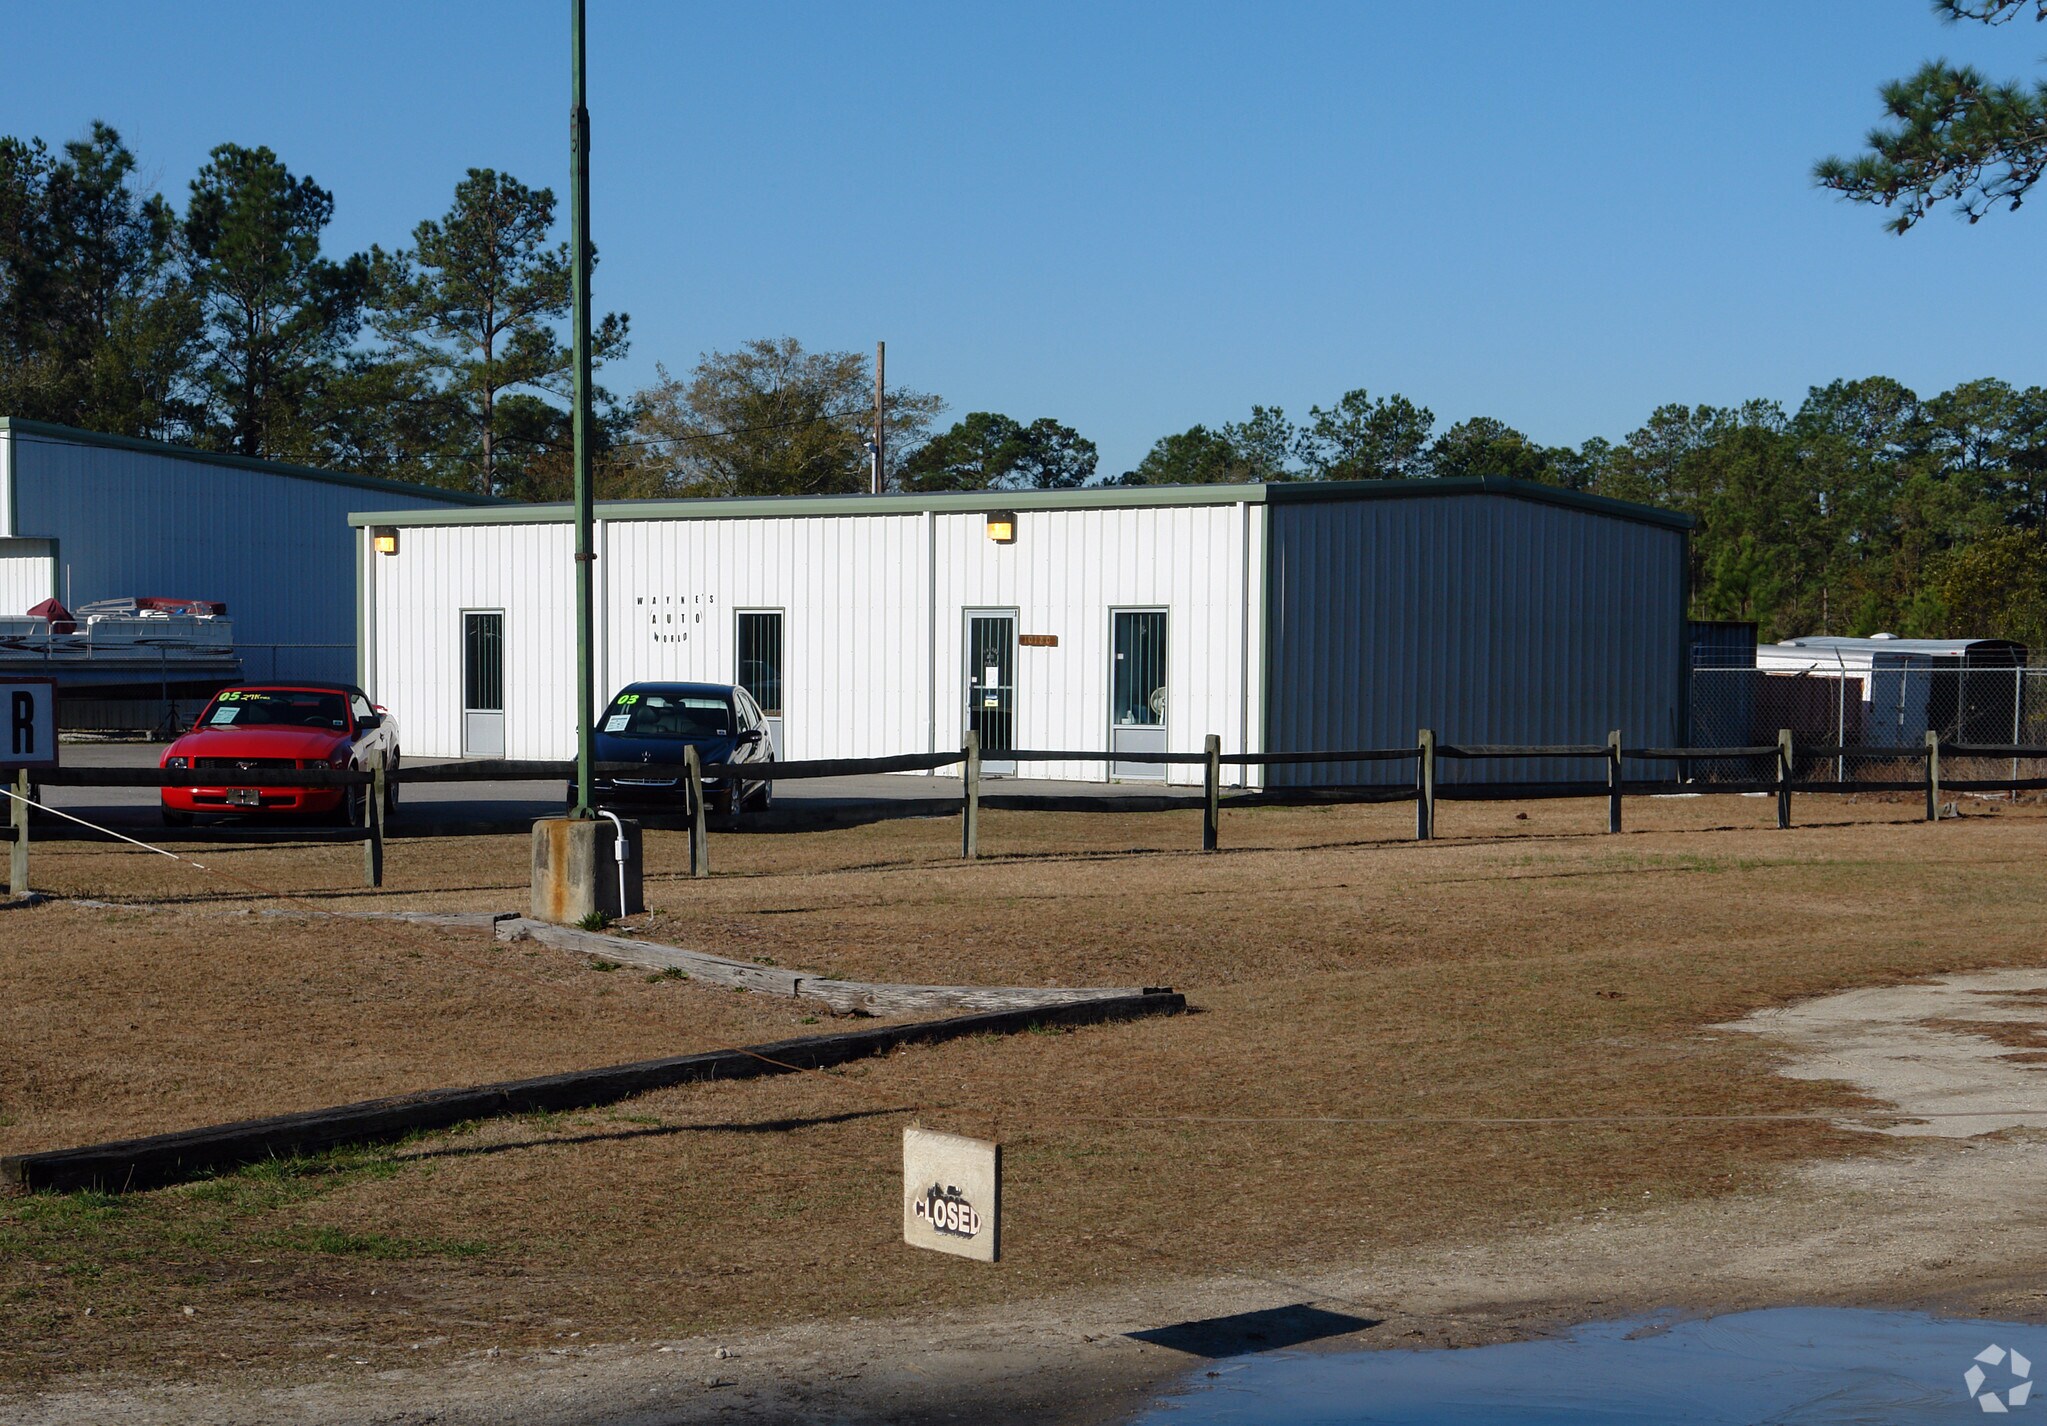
[
  {"x1": 347, "y1": 473, "x2": 1690, "y2": 530},
  {"x1": 348, "y1": 482, "x2": 1269, "y2": 526},
  {"x1": 0, "y1": 417, "x2": 502, "y2": 508}
]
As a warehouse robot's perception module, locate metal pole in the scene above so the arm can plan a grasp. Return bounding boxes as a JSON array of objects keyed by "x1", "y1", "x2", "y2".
[
  {"x1": 1834, "y1": 650, "x2": 1846, "y2": 784},
  {"x1": 1925, "y1": 729, "x2": 1940, "y2": 823},
  {"x1": 569, "y1": 0, "x2": 597, "y2": 818},
  {"x1": 1203, "y1": 733, "x2": 1221, "y2": 852},
  {"x1": 2013, "y1": 665, "x2": 2023, "y2": 800},
  {"x1": 873, "y1": 340, "x2": 886, "y2": 494},
  {"x1": 1606, "y1": 729, "x2": 1622, "y2": 834},
  {"x1": 1776, "y1": 728, "x2": 1792, "y2": 830}
]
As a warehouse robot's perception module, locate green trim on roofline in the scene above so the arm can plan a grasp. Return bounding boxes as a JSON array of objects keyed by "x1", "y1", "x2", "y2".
[
  {"x1": 348, "y1": 474, "x2": 1691, "y2": 532},
  {"x1": 0, "y1": 417, "x2": 502, "y2": 508}
]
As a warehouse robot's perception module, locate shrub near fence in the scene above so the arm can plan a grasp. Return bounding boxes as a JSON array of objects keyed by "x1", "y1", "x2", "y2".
[{"x1": 9, "y1": 727, "x2": 2047, "y2": 898}]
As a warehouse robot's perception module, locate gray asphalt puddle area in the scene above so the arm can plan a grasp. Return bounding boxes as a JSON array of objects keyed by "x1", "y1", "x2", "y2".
[{"x1": 1133, "y1": 1307, "x2": 2040, "y2": 1423}]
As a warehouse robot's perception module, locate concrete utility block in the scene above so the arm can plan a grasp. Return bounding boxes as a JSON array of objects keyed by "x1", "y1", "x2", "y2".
[
  {"x1": 531, "y1": 816, "x2": 644, "y2": 925},
  {"x1": 903, "y1": 1127, "x2": 1001, "y2": 1262}
]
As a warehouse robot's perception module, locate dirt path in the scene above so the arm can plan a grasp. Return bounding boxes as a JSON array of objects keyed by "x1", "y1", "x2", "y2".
[{"x1": 17, "y1": 969, "x2": 2047, "y2": 1425}]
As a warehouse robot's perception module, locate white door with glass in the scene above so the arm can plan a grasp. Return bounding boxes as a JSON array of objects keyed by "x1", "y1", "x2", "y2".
[
  {"x1": 1111, "y1": 609, "x2": 1167, "y2": 780},
  {"x1": 965, "y1": 612, "x2": 1017, "y2": 775},
  {"x1": 461, "y1": 610, "x2": 505, "y2": 757}
]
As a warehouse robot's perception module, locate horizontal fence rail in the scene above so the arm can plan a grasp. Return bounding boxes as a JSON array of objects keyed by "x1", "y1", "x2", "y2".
[{"x1": 9, "y1": 728, "x2": 2046, "y2": 897}]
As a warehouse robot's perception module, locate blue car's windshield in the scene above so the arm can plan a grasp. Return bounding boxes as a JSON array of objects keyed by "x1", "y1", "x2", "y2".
[{"x1": 602, "y1": 692, "x2": 732, "y2": 739}]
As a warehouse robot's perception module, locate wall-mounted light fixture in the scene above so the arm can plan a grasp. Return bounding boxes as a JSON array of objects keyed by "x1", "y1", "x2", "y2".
[
  {"x1": 985, "y1": 511, "x2": 1016, "y2": 544},
  {"x1": 372, "y1": 526, "x2": 400, "y2": 556}
]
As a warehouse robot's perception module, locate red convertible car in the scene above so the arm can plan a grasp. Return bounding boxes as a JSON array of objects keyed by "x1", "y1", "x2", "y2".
[{"x1": 160, "y1": 683, "x2": 400, "y2": 826}]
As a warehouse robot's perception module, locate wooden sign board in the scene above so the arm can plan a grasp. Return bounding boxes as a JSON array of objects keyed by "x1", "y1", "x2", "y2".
[
  {"x1": 0, "y1": 679, "x2": 57, "y2": 769},
  {"x1": 903, "y1": 1127, "x2": 1000, "y2": 1262},
  {"x1": 1018, "y1": 634, "x2": 1058, "y2": 648}
]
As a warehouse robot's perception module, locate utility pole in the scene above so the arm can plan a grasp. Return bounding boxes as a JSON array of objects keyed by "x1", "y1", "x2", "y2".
[
  {"x1": 872, "y1": 340, "x2": 885, "y2": 495},
  {"x1": 569, "y1": 0, "x2": 595, "y2": 816}
]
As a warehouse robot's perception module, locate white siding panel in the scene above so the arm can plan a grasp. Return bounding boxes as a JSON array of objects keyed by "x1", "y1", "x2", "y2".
[
  {"x1": 0, "y1": 540, "x2": 55, "y2": 611},
  {"x1": 369, "y1": 522, "x2": 574, "y2": 760},
  {"x1": 932, "y1": 503, "x2": 1252, "y2": 785},
  {"x1": 369, "y1": 502, "x2": 1260, "y2": 779}
]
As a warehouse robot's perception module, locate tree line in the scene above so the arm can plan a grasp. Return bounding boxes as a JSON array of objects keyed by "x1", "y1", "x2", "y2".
[
  {"x1": 3, "y1": 123, "x2": 2043, "y2": 646},
  {"x1": 1117, "y1": 379, "x2": 2047, "y2": 648}
]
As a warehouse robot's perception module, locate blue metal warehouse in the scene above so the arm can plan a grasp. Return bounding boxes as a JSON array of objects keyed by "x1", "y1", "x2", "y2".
[{"x1": 0, "y1": 420, "x2": 493, "y2": 691}]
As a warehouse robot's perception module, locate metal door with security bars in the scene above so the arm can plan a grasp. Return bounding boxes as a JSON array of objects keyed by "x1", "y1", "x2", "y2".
[
  {"x1": 1110, "y1": 609, "x2": 1168, "y2": 780},
  {"x1": 735, "y1": 609, "x2": 784, "y2": 756},
  {"x1": 461, "y1": 610, "x2": 505, "y2": 757},
  {"x1": 965, "y1": 612, "x2": 1016, "y2": 774}
]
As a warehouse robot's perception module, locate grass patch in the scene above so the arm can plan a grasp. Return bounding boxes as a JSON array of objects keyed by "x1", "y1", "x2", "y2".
[
  {"x1": 280, "y1": 1226, "x2": 490, "y2": 1261},
  {"x1": 6, "y1": 795, "x2": 2047, "y2": 1385}
]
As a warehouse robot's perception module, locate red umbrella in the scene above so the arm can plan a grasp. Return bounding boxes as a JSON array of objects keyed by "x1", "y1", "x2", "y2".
[{"x1": 26, "y1": 597, "x2": 75, "y2": 634}]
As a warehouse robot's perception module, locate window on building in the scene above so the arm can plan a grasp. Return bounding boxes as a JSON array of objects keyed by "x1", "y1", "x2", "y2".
[
  {"x1": 737, "y1": 611, "x2": 783, "y2": 716},
  {"x1": 463, "y1": 611, "x2": 504, "y2": 713}
]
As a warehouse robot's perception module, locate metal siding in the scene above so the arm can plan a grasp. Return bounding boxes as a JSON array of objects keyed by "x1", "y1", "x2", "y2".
[
  {"x1": 375, "y1": 503, "x2": 1256, "y2": 773},
  {"x1": 1266, "y1": 494, "x2": 1685, "y2": 784},
  {"x1": 0, "y1": 539, "x2": 55, "y2": 610},
  {"x1": 9, "y1": 433, "x2": 469, "y2": 683},
  {"x1": 370, "y1": 522, "x2": 574, "y2": 760},
  {"x1": 929, "y1": 504, "x2": 1247, "y2": 784},
  {"x1": 593, "y1": 513, "x2": 932, "y2": 765}
]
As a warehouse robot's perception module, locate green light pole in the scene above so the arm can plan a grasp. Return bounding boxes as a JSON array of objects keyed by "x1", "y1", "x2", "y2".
[{"x1": 569, "y1": 0, "x2": 595, "y2": 817}]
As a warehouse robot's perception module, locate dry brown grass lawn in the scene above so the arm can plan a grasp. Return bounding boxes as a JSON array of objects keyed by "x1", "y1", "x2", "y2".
[{"x1": 4, "y1": 792, "x2": 2047, "y2": 1387}]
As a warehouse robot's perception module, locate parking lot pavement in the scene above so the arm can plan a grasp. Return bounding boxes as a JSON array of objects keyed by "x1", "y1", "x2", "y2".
[{"x1": 31, "y1": 742, "x2": 1201, "y2": 834}]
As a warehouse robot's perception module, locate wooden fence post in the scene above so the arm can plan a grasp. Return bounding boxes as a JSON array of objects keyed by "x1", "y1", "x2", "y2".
[
  {"x1": 1925, "y1": 729, "x2": 1941, "y2": 822},
  {"x1": 1202, "y1": 733, "x2": 1221, "y2": 852},
  {"x1": 363, "y1": 766, "x2": 385, "y2": 889},
  {"x1": 1416, "y1": 728, "x2": 1436, "y2": 841},
  {"x1": 7, "y1": 769, "x2": 27, "y2": 897},
  {"x1": 1607, "y1": 729, "x2": 1623, "y2": 834},
  {"x1": 962, "y1": 731, "x2": 981, "y2": 860},
  {"x1": 1776, "y1": 728, "x2": 1793, "y2": 830},
  {"x1": 685, "y1": 745, "x2": 710, "y2": 877}
]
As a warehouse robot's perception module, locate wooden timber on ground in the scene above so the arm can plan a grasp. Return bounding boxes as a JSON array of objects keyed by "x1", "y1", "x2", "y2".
[
  {"x1": 494, "y1": 916, "x2": 1151, "y2": 1013},
  {"x1": 0, "y1": 991, "x2": 1186, "y2": 1193}
]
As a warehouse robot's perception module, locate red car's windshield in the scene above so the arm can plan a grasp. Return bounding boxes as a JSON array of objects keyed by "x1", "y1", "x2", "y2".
[{"x1": 201, "y1": 690, "x2": 349, "y2": 732}]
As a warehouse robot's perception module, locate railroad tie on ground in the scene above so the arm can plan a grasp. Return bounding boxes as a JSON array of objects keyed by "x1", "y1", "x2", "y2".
[
  {"x1": 0, "y1": 991, "x2": 1185, "y2": 1194},
  {"x1": 493, "y1": 916, "x2": 1152, "y2": 1014}
]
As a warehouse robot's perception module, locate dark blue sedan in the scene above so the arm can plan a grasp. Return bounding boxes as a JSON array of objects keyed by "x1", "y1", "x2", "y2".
[{"x1": 576, "y1": 682, "x2": 777, "y2": 817}]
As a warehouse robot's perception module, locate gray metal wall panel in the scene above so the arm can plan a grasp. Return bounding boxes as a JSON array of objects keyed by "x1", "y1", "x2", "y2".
[
  {"x1": 8, "y1": 433, "x2": 468, "y2": 682},
  {"x1": 1266, "y1": 494, "x2": 1685, "y2": 784}
]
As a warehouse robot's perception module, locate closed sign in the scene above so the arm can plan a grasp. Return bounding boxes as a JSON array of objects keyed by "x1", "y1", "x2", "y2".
[
  {"x1": 1, "y1": 680, "x2": 56, "y2": 768},
  {"x1": 903, "y1": 1127, "x2": 1000, "y2": 1262}
]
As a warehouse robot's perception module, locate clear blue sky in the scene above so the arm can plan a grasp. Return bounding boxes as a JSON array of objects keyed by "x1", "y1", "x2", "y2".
[{"x1": 5, "y1": 1, "x2": 2042, "y2": 477}]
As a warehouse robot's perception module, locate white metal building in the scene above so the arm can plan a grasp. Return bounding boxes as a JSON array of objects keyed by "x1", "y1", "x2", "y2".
[
  {"x1": 350, "y1": 479, "x2": 1691, "y2": 785},
  {"x1": 0, "y1": 419, "x2": 494, "y2": 685}
]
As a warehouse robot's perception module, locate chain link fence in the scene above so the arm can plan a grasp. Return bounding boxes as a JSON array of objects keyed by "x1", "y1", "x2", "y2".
[{"x1": 1688, "y1": 662, "x2": 2047, "y2": 789}]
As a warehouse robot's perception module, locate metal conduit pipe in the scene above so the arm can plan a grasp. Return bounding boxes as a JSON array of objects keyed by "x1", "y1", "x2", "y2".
[{"x1": 596, "y1": 808, "x2": 630, "y2": 916}]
